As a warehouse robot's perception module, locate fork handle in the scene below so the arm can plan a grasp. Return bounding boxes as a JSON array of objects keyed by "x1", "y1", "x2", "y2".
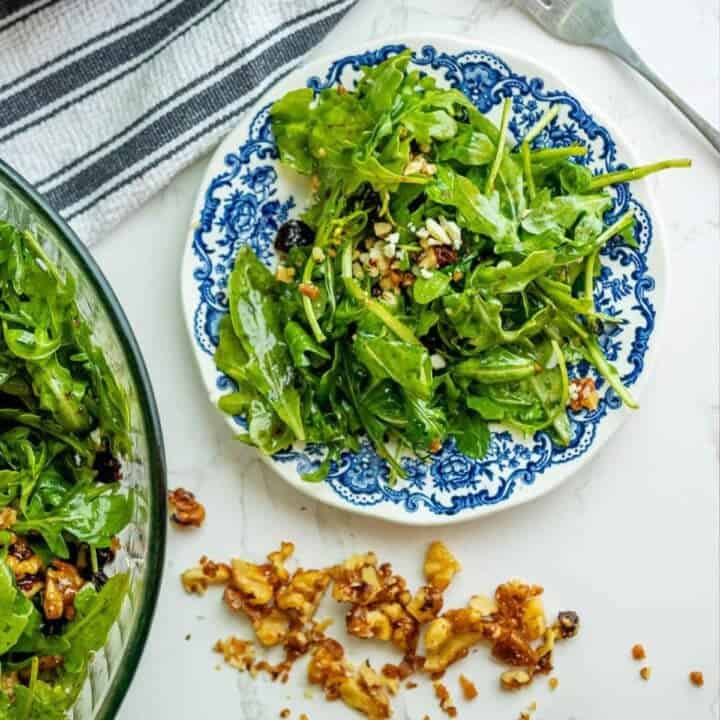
[{"x1": 600, "y1": 30, "x2": 720, "y2": 153}]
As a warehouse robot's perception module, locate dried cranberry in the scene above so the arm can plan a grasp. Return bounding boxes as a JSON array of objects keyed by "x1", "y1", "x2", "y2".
[
  {"x1": 274, "y1": 220, "x2": 314, "y2": 253},
  {"x1": 93, "y1": 450, "x2": 122, "y2": 484},
  {"x1": 434, "y1": 246, "x2": 458, "y2": 268},
  {"x1": 96, "y1": 546, "x2": 116, "y2": 568}
]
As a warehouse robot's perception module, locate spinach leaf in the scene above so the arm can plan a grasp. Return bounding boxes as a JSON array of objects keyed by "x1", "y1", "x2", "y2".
[
  {"x1": 14, "y1": 485, "x2": 132, "y2": 558},
  {"x1": 227, "y1": 247, "x2": 305, "y2": 442}
]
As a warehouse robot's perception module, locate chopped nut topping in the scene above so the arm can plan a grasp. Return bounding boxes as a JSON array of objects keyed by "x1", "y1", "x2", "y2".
[
  {"x1": 299, "y1": 283, "x2": 320, "y2": 300},
  {"x1": 214, "y1": 636, "x2": 255, "y2": 671},
  {"x1": 459, "y1": 674, "x2": 478, "y2": 700},
  {"x1": 276, "y1": 265, "x2": 296, "y2": 283},
  {"x1": 500, "y1": 669, "x2": 532, "y2": 690},
  {"x1": 631, "y1": 643, "x2": 646, "y2": 661},
  {"x1": 434, "y1": 680, "x2": 457, "y2": 717},
  {"x1": 556, "y1": 611, "x2": 580, "y2": 639},
  {"x1": 424, "y1": 542, "x2": 461, "y2": 592},
  {"x1": 639, "y1": 666, "x2": 651, "y2": 681},
  {"x1": 280, "y1": 710, "x2": 291, "y2": 719},
  {"x1": 43, "y1": 560, "x2": 85, "y2": 621},
  {"x1": 689, "y1": 671, "x2": 704, "y2": 687},
  {"x1": 308, "y1": 640, "x2": 395, "y2": 719},
  {"x1": 181, "y1": 557, "x2": 232, "y2": 594},
  {"x1": 569, "y1": 377, "x2": 599, "y2": 412},
  {"x1": 406, "y1": 585, "x2": 444, "y2": 624},
  {"x1": 0, "y1": 508, "x2": 17, "y2": 529},
  {"x1": 168, "y1": 487, "x2": 206, "y2": 527}
]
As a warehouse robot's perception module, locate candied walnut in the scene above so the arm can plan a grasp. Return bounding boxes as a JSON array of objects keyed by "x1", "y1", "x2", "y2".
[
  {"x1": 341, "y1": 662, "x2": 396, "y2": 720},
  {"x1": 555, "y1": 611, "x2": 580, "y2": 639},
  {"x1": 0, "y1": 508, "x2": 17, "y2": 529},
  {"x1": 689, "y1": 671, "x2": 704, "y2": 687},
  {"x1": 309, "y1": 640, "x2": 396, "y2": 719},
  {"x1": 423, "y1": 609, "x2": 491, "y2": 674},
  {"x1": 424, "y1": 542, "x2": 461, "y2": 592},
  {"x1": 406, "y1": 585, "x2": 443, "y2": 624},
  {"x1": 308, "y1": 638, "x2": 352, "y2": 700},
  {"x1": 214, "y1": 636, "x2": 255, "y2": 671},
  {"x1": 433, "y1": 681, "x2": 457, "y2": 717},
  {"x1": 500, "y1": 669, "x2": 532, "y2": 690},
  {"x1": 639, "y1": 666, "x2": 651, "y2": 681},
  {"x1": 0, "y1": 672, "x2": 19, "y2": 697},
  {"x1": 569, "y1": 377, "x2": 598, "y2": 412},
  {"x1": 331, "y1": 553, "x2": 408, "y2": 607},
  {"x1": 43, "y1": 560, "x2": 85, "y2": 621},
  {"x1": 492, "y1": 627, "x2": 539, "y2": 668},
  {"x1": 16, "y1": 574, "x2": 44, "y2": 598},
  {"x1": 6, "y1": 551, "x2": 44, "y2": 579},
  {"x1": 168, "y1": 488, "x2": 206, "y2": 527},
  {"x1": 459, "y1": 674, "x2": 478, "y2": 700},
  {"x1": 181, "y1": 557, "x2": 231, "y2": 594},
  {"x1": 631, "y1": 643, "x2": 646, "y2": 661},
  {"x1": 231, "y1": 559, "x2": 277, "y2": 606},
  {"x1": 276, "y1": 568, "x2": 330, "y2": 624},
  {"x1": 468, "y1": 594, "x2": 498, "y2": 617},
  {"x1": 347, "y1": 600, "x2": 418, "y2": 654}
]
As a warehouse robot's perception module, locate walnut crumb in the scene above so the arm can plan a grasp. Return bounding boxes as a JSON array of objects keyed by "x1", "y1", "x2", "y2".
[
  {"x1": 433, "y1": 681, "x2": 457, "y2": 717},
  {"x1": 280, "y1": 710, "x2": 291, "y2": 719},
  {"x1": 299, "y1": 715, "x2": 310, "y2": 720},
  {"x1": 689, "y1": 671, "x2": 704, "y2": 687},
  {"x1": 168, "y1": 488, "x2": 205, "y2": 527},
  {"x1": 406, "y1": 680, "x2": 418, "y2": 689},
  {"x1": 459, "y1": 674, "x2": 478, "y2": 700},
  {"x1": 548, "y1": 677, "x2": 559, "y2": 690},
  {"x1": 639, "y1": 666, "x2": 651, "y2": 681},
  {"x1": 631, "y1": 643, "x2": 646, "y2": 661}
]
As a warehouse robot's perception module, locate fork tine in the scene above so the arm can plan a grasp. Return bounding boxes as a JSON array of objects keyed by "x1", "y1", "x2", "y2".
[{"x1": 514, "y1": 0, "x2": 552, "y2": 25}]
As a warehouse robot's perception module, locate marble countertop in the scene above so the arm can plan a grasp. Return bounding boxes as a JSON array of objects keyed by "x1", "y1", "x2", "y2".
[{"x1": 92, "y1": 1, "x2": 719, "y2": 718}]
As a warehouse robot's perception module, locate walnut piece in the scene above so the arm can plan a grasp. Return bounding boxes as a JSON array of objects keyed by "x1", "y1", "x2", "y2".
[
  {"x1": 639, "y1": 666, "x2": 652, "y2": 681},
  {"x1": 433, "y1": 680, "x2": 457, "y2": 717},
  {"x1": 631, "y1": 643, "x2": 646, "y2": 661},
  {"x1": 308, "y1": 639, "x2": 396, "y2": 720},
  {"x1": 43, "y1": 560, "x2": 85, "y2": 621},
  {"x1": 168, "y1": 487, "x2": 206, "y2": 527},
  {"x1": 459, "y1": 674, "x2": 478, "y2": 701},
  {"x1": 424, "y1": 542, "x2": 461, "y2": 591},
  {"x1": 181, "y1": 557, "x2": 231, "y2": 594},
  {"x1": 0, "y1": 508, "x2": 17, "y2": 529},
  {"x1": 689, "y1": 671, "x2": 704, "y2": 687},
  {"x1": 214, "y1": 636, "x2": 255, "y2": 671},
  {"x1": 569, "y1": 377, "x2": 599, "y2": 412},
  {"x1": 500, "y1": 669, "x2": 532, "y2": 690}
]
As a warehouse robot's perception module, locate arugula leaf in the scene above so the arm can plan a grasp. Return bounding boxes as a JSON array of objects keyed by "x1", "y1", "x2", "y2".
[{"x1": 427, "y1": 165, "x2": 518, "y2": 248}]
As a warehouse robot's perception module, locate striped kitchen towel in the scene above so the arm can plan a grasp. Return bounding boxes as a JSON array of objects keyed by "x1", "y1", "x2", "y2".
[{"x1": 0, "y1": 0, "x2": 356, "y2": 243}]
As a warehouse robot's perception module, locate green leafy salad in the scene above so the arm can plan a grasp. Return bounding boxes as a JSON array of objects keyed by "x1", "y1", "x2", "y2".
[
  {"x1": 215, "y1": 49, "x2": 689, "y2": 481},
  {"x1": 0, "y1": 221, "x2": 132, "y2": 718}
]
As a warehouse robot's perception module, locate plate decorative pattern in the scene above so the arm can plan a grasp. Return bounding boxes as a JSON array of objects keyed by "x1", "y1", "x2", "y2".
[{"x1": 186, "y1": 41, "x2": 659, "y2": 521}]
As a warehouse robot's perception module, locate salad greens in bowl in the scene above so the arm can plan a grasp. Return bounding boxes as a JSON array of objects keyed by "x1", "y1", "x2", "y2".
[
  {"x1": 184, "y1": 37, "x2": 683, "y2": 524},
  {"x1": 0, "y1": 160, "x2": 165, "y2": 718}
]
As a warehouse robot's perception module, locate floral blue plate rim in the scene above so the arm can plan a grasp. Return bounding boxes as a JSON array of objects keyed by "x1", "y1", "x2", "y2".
[{"x1": 181, "y1": 34, "x2": 666, "y2": 526}]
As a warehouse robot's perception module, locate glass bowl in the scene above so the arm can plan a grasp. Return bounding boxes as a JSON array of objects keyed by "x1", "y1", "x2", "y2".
[{"x1": 0, "y1": 159, "x2": 166, "y2": 719}]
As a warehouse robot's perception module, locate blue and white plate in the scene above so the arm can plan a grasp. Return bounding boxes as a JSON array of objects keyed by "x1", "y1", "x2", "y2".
[{"x1": 181, "y1": 35, "x2": 665, "y2": 525}]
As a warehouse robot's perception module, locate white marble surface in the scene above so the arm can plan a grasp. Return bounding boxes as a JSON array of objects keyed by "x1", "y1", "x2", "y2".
[{"x1": 91, "y1": 1, "x2": 719, "y2": 718}]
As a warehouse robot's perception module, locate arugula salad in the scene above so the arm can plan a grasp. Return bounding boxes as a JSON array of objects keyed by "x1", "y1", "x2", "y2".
[
  {"x1": 215, "y1": 49, "x2": 689, "y2": 481},
  {"x1": 0, "y1": 221, "x2": 132, "y2": 718}
]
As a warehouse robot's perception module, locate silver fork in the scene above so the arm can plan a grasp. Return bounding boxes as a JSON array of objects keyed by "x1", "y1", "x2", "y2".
[{"x1": 518, "y1": 0, "x2": 720, "y2": 152}]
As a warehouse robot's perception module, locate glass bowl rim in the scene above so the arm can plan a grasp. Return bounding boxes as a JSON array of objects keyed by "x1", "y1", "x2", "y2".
[{"x1": 0, "y1": 158, "x2": 167, "y2": 719}]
